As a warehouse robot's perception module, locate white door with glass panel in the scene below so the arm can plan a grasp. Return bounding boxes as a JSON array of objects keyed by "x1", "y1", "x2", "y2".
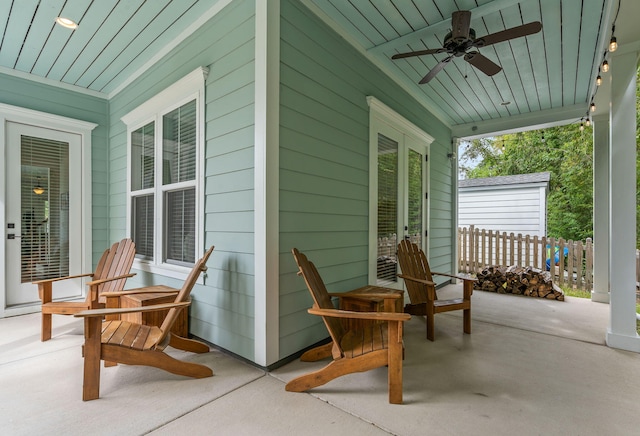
[
  {"x1": 5, "y1": 122, "x2": 83, "y2": 307},
  {"x1": 373, "y1": 122, "x2": 428, "y2": 289}
]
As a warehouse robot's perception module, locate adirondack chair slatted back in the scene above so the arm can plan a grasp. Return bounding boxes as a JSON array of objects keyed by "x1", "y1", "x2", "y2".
[
  {"x1": 292, "y1": 248, "x2": 346, "y2": 345},
  {"x1": 397, "y1": 239, "x2": 433, "y2": 305},
  {"x1": 156, "y1": 246, "x2": 214, "y2": 348},
  {"x1": 91, "y1": 239, "x2": 136, "y2": 304}
]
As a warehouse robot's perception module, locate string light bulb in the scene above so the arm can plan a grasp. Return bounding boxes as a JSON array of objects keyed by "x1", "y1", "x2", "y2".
[
  {"x1": 585, "y1": 118, "x2": 591, "y2": 127},
  {"x1": 590, "y1": 102, "x2": 596, "y2": 112},
  {"x1": 596, "y1": 75, "x2": 602, "y2": 86},
  {"x1": 602, "y1": 60, "x2": 609, "y2": 72},
  {"x1": 609, "y1": 25, "x2": 618, "y2": 52},
  {"x1": 580, "y1": 120, "x2": 584, "y2": 131}
]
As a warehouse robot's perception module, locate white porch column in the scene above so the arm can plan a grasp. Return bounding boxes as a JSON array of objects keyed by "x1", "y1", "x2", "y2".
[
  {"x1": 254, "y1": 0, "x2": 280, "y2": 366},
  {"x1": 606, "y1": 49, "x2": 640, "y2": 352},
  {"x1": 591, "y1": 115, "x2": 610, "y2": 303}
]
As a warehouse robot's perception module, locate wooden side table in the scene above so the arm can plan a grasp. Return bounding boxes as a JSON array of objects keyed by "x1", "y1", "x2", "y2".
[
  {"x1": 339, "y1": 285, "x2": 404, "y2": 330},
  {"x1": 119, "y1": 285, "x2": 188, "y2": 337}
]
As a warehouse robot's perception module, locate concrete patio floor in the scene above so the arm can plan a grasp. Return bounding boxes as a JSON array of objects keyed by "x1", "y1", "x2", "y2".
[{"x1": 1, "y1": 285, "x2": 638, "y2": 435}]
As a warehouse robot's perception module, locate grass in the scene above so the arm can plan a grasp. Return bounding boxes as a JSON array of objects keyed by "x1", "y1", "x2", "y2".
[{"x1": 560, "y1": 286, "x2": 640, "y2": 334}]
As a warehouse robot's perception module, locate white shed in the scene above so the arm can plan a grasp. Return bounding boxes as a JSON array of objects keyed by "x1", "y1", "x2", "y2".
[{"x1": 458, "y1": 172, "x2": 550, "y2": 237}]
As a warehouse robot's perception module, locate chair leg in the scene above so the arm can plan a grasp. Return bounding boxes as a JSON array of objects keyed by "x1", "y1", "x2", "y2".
[
  {"x1": 463, "y1": 308, "x2": 471, "y2": 334},
  {"x1": 426, "y1": 302, "x2": 435, "y2": 341},
  {"x1": 387, "y1": 321, "x2": 403, "y2": 404},
  {"x1": 82, "y1": 317, "x2": 102, "y2": 401},
  {"x1": 300, "y1": 342, "x2": 333, "y2": 362},
  {"x1": 169, "y1": 333, "x2": 210, "y2": 354},
  {"x1": 42, "y1": 313, "x2": 52, "y2": 342},
  {"x1": 286, "y1": 351, "x2": 387, "y2": 393}
]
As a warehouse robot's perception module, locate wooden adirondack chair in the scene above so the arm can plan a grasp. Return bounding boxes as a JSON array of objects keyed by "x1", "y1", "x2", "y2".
[
  {"x1": 74, "y1": 245, "x2": 214, "y2": 401},
  {"x1": 34, "y1": 238, "x2": 136, "y2": 341},
  {"x1": 289, "y1": 248, "x2": 410, "y2": 404},
  {"x1": 396, "y1": 239, "x2": 476, "y2": 341}
]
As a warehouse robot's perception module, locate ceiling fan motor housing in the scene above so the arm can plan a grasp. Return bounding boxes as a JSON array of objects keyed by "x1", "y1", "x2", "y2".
[{"x1": 451, "y1": 10, "x2": 472, "y2": 42}]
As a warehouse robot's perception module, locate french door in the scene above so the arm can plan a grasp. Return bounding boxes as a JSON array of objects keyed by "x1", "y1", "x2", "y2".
[
  {"x1": 5, "y1": 122, "x2": 83, "y2": 307},
  {"x1": 372, "y1": 121, "x2": 428, "y2": 289}
]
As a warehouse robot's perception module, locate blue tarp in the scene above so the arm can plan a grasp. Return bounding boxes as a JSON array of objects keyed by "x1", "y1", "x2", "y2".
[{"x1": 546, "y1": 245, "x2": 569, "y2": 270}]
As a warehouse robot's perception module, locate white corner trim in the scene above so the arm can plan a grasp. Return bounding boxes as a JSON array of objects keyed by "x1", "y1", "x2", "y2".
[
  {"x1": 121, "y1": 67, "x2": 209, "y2": 126},
  {"x1": 254, "y1": 0, "x2": 280, "y2": 367},
  {"x1": 367, "y1": 96, "x2": 435, "y2": 145}
]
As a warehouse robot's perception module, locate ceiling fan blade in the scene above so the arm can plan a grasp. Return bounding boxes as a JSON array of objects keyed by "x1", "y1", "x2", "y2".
[
  {"x1": 464, "y1": 51, "x2": 502, "y2": 76},
  {"x1": 473, "y1": 21, "x2": 542, "y2": 48},
  {"x1": 419, "y1": 56, "x2": 453, "y2": 84},
  {"x1": 450, "y1": 10, "x2": 472, "y2": 42},
  {"x1": 392, "y1": 48, "x2": 447, "y2": 60}
]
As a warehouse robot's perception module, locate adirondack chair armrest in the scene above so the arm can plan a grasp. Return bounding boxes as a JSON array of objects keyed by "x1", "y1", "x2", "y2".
[
  {"x1": 397, "y1": 274, "x2": 436, "y2": 287},
  {"x1": 327, "y1": 292, "x2": 403, "y2": 300},
  {"x1": 33, "y1": 272, "x2": 94, "y2": 285},
  {"x1": 86, "y1": 273, "x2": 136, "y2": 287},
  {"x1": 308, "y1": 307, "x2": 410, "y2": 322},
  {"x1": 74, "y1": 301, "x2": 191, "y2": 318},
  {"x1": 431, "y1": 271, "x2": 477, "y2": 282},
  {"x1": 101, "y1": 288, "x2": 179, "y2": 298}
]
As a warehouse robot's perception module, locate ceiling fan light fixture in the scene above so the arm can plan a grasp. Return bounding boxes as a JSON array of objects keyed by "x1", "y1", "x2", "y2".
[
  {"x1": 56, "y1": 17, "x2": 78, "y2": 29},
  {"x1": 602, "y1": 60, "x2": 609, "y2": 73}
]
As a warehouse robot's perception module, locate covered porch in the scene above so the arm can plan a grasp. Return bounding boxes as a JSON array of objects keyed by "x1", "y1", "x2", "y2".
[{"x1": 2, "y1": 284, "x2": 637, "y2": 435}]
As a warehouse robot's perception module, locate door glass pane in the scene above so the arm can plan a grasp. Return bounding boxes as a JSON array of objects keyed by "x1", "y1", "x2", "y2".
[
  {"x1": 21, "y1": 136, "x2": 69, "y2": 282},
  {"x1": 407, "y1": 149, "x2": 423, "y2": 248},
  {"x1": 377, "y1": 134, "x2": 398, "y2": 284}
]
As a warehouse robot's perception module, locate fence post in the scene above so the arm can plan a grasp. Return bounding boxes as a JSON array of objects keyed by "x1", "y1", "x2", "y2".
[{"x1": 585, "y1": 238, "x2": 593, "y2": 291}]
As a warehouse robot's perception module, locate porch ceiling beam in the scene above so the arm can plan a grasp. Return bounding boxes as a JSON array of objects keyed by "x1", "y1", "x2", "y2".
[
  {"x1": 368, "y1": 0, "x2": 525, "y2": 55},
  {"x1": 451, "y1": 103, "x2": 587, "y2": 140}
]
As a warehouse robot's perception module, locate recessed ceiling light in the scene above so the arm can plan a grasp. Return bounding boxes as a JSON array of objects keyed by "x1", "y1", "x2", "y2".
[
  {"x1": 500, "y1": 101, "x2": 511, "y2": 106},
  {"x1": 55, "y1": 17, "x2": 78, "y2": 29}
]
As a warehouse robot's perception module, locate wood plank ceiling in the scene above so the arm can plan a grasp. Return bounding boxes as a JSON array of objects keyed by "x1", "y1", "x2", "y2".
[
  {"x1": 0, "y1": 0, "x2": 620, "y2": 134},
  {"x1": 0, "y1": 0, "x2": 224, "y2": 96},
  {"x1": 302, "y1": 0, "x2": 613, "y2": 132}
]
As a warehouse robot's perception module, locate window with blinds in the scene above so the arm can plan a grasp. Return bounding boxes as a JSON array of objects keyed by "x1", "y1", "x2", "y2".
[
  {"x1": 129, "y1": 99, "x2": 198, "y2": 266},
  {"x1": 377, "y1": 133, "x2": 398, "y2": 284},
  {"x1": 20, "y1": 135, "x2": 69, "y2": 282}
]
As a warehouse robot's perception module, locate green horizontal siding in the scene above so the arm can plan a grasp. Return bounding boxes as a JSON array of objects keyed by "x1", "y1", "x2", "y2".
[
  {"x1": 279, "y1": 0, "x2": 454, "y2": 358},
  {"x1": 108, "y1": 0, "x2": 257, "y2": 361}
]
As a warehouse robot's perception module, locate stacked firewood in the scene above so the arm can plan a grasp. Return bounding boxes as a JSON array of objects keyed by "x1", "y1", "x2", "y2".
[{"x1": 475, "y1": 265, "x2": 565, "y2": 301}]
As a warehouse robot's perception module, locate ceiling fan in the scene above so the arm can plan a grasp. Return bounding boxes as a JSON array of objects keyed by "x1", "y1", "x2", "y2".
[{"x1": 391, "y1": 10, "x2": 542, "y2": 84}]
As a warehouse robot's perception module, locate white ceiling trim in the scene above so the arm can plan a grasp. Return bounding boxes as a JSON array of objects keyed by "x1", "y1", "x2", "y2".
[
  {"x1": 0, "y1": 66, "x2": 107, "y2": 99},
  {"x1": 107, "y1": 0, "x2": 234, "y2": 99},
  {"x1": 299, "y1": 0, "x2": 453, "y2": 129},
  {"x1": 452, "y1": 103, "x2": 586, "y2": 140}
]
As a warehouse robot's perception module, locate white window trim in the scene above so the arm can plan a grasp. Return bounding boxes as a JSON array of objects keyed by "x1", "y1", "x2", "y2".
[
  {"x1": 367, "y1": 96, "x2": 434, "y2": 284},
  {"x1": 122, "y1": 67, "x2": 208, "y2": 281}
]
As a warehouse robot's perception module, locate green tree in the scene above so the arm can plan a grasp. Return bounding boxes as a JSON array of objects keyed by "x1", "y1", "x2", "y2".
[
  {"x1": 460, "y1": 68, "x2": 640, "y2": 246},
  {"x1": 460, "y1": 125, "x2": 593, "y2": 241}
]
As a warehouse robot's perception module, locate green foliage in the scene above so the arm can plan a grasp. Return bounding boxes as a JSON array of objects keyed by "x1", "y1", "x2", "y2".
[
  {"x1": 460, "y1": 68, "x2": 640, "y2": 246},
  {"x1": 460, "y1": 124, "x2": 595, "y2": 241}
]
